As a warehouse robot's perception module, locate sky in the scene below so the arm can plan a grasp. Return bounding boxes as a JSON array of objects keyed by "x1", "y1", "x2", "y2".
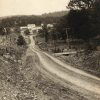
[{"x1": 0, "y1": 0, "x2": 70, "y2": 17}]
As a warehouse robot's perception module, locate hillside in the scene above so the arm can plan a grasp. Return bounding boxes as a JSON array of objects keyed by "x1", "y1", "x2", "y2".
[
  {"x1": 41, "y1": 11, "x2": 68, "y2": 17},
  {"x1": 0, "y1": 11, "x2": 68, "y2": 27}
]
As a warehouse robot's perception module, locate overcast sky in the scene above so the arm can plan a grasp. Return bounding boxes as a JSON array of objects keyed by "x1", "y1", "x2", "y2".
[{"x1": 0, "y1": 0, "x2": 70, "y2": 17}]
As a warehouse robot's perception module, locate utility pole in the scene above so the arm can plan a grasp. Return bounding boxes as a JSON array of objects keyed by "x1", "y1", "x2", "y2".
[
  {"x1": 66, "y1": 28, "x2": 70, "y2": 49},
  {"x1": 4, "y1": 28, "x2": 8, "y2": 53}
]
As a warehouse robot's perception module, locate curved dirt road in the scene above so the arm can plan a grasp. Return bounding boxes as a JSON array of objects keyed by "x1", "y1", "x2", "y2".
[{"x1": 29, "y1": 36, "x2": 100, "y2": 100}]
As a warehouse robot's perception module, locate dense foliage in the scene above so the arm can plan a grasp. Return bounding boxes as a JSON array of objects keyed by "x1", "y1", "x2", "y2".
[
  {"x1": 56, "y1": 0, "x2": 100, "y2": 42},
  {"x1": 17, "y1": 35, "x2": 26, "y2": 46},
  {"x1": 67, "y1": 0, "x2": 100, "y2": 40},
  {"x1": 0, "y1": 15, "x2": 60, "y2": 28},
  {"x1": 68, "y1": 0, "x2": 95, "y2": 10}
]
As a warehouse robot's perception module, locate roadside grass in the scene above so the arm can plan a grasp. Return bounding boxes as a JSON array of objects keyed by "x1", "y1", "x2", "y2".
[
  {"x1": 18, "y1": 51, "x2": 88, "y2": 100},
  {"x1": 36, "y1": 36, "x2": 100, "y2": 78},
  {"x1": 36, "y1": 36, "x2": 68, "y2": 52},
  {"x1": 56, "y1": 51, "x2": 100, "y2": 78},
  {"x1": 0, "y1": 36, "x2": 93, "y2": 100}
]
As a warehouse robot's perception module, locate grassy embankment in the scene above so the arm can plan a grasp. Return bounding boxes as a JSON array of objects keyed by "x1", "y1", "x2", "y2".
[
  {"x1": 0, "y1": 31, "x2": 98, "y2": 99},
  {"x1": 36, "y1": 35, "x2": 100, "y2": 78}
]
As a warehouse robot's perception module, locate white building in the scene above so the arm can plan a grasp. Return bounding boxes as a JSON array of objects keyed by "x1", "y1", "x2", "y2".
[
  {"x1": 20, "y1": 24, "x2": 42, "y2": 35},
  {"x1": 47, "y1": 24, "x2": 54, "y2": 28},
  {"x1": 20, "y1": 26, "x2": 28, "y2": 30},
  {"x1": 27, "y1": 24, "x2": 36, "y2": 30},
  {"x1": 31, "y1": 26, "x2": 42, "y2": 35}
]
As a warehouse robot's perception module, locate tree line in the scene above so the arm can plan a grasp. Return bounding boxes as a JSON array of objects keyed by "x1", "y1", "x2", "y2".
[
  {"x1": 0, "y1": 15, "x2": 60, "y2": 28},
  {"x1": 1, "y1": 0, "x2": 100, "y2": 49},
  {"x1": 0, "y1": 15, "x2": 60, "y2": 35},
  {"x1": 56, "y1": 0, "x2": 100, "y2": 42},
  {"x1": 39, "y1": 0, "x2": 100, "y2": 51}
]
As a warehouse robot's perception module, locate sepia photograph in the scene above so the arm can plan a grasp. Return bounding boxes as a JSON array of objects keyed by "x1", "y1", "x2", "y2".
[{"x1": 0, "y1": 0, "x2": 100, "y2": 100}]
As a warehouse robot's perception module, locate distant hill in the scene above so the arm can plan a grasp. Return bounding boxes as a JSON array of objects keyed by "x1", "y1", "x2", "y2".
[
  {"x1": 0, "y1": 10, "x2": 68, "y2": 20},
  {"x1": 0, "y1": 11, "x2": 68, "y2": 27},
  {"x1": 41, "y1": 11, "x2": 68, "y2": 18}
]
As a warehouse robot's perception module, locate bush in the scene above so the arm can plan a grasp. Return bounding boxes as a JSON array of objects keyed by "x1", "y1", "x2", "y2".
[{"x1": 17, "y1": 35, "x2": 26, "y2": 46}]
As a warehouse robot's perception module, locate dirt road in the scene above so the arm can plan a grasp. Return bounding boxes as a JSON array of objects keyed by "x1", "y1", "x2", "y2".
[{"x1": 29, "y1": 35, "x2": 100, "y2": 100}]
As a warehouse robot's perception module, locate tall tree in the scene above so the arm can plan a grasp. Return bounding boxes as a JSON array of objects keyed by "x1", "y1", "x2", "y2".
[
  {"x1": 68, "y1": 0, "x2": 95, "y2": 10},
  {"x1": 67, "y1": 0, "x2": 100, "y2": 41},
  {"x1": 17, "y1": 35, "x2": 26, "y2": 46},
  {"x1": 42, "y1": 24, "x2": 49, "y2": 42}
]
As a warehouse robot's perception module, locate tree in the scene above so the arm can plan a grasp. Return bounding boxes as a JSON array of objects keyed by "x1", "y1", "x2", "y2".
[
  {"x1": 0, "y1": 27, "x2": 11, "y2": 35},
  {"x1": 68, "y1": 0, "x2": 95, "y2": 10},
  {"x1": 50, "y1": 29, "x2": 58, "y2": 50},
  {"x1": 66, "y1": 0, "x2": 100, "y2": 41},
  {"x1": 24, "y1": 29, "x2": 30, "y2": 35},
  {"x1": 67, "y1": 9, "x2": 91, "y2": 40},
  {"x1": 0, "y1": 27, "x2": 5, "y2": 35},
  {"x1": 42, "y1": 24, "x2": 49, "y2": 42},
  {"x1": 55, "y1": 15, "x2": 68, "y2": 41},
  {"x1": 17, "y1": 35, "x2": 26, "y2": 46}
]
